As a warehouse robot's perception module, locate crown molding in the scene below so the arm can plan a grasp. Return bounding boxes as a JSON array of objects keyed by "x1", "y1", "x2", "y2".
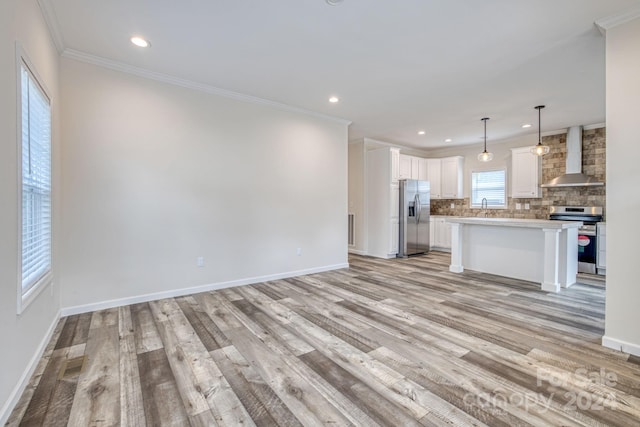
[
  {"x1": 36, "y1": 0, "x2": 65, "y2": 53},
  {"x1": 583, "y1": 122, "x2": 606, "y2": 131},
  {"x1": 595, "y1": 5, "x2": 640, "y2": 35},
  {"x1": 361, "y1": 137, "x2": 406, "y2": 151},
  {"x1": 61, "y1": 49, "x2": 352, "y2": 126},
  {"x1": 36, "y1": 0, "x2": 349, "y2": 126}
]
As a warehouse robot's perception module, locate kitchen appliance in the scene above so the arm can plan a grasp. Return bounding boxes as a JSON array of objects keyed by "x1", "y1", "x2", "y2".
[
  {"x1": 549, "y1": 206, "x2": 603, "y2": 274},
  {"x1": 541, "y1": 126, "x2": 605, "y2": 187},
  {"x1": 398, "y1": 179, "x2": 430, "y2": 257}
]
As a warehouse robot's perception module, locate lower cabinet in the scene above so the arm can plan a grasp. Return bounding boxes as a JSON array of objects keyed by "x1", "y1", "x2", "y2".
[
  {"x1": 430, "y1": 216, "x2": 452, "y2": 251},
  {"x1": 429, "y1": 219, "x2": 435, "y2": 248}
]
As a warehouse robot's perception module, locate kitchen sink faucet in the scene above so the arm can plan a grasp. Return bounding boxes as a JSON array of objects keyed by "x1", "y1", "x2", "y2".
[{"x1": 481, "y1": 198, "x2": 488, "y2": 217}]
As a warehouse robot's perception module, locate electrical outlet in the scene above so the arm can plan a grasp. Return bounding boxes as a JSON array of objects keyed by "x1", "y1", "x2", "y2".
[
  {"x1": 524, "y1": 203, "x2": 530, "y2": 210},
  {"x1": 296, "y1": 248, "x2": 302, "y2": 256},
  {"x1": 197, "y1": 256, "x2": 204, "y2": 267},
  {"x1": 515, "y1": 203, "x2": 522, "y2": 210},
  {"x1": 450, "y1": 203, "x2": 454, "y2": 209}
]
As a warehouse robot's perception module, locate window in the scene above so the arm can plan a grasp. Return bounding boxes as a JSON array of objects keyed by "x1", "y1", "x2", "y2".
[
  {"x1": 471, "y1": 169, "x2": 506, "y2": 208},
  {"x1": 19, "y1": 59, "x2": 52, "y2": 308}
]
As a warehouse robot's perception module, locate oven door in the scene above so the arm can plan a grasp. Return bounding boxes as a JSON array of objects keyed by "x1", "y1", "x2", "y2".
[{"x1": 578, "y1": 232, "x2": 597, "y2": 273}]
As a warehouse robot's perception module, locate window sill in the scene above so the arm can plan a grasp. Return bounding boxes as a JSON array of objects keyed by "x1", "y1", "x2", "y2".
[{"x1": 18, "y1": 272, "x2": 53, "y2": 315}]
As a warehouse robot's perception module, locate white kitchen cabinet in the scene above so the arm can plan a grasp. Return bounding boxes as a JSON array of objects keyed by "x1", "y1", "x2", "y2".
[
  {"x1": 399, "y1": 154, "x2": 413, "y2": 180},
  {"x1": 391, "y1": 148, "x2": 400, "y2": 183},
  {"x1": 597, "y1": 222, "x2": 606, "y2": 275},
  {"x1": 390, "y1": 219, "x2": 399, "y2": 254},
  {"x1": 399, "y1": 154, "x2": 428, "y2": 181},
  {"x1": 390, "y1": 182, "x2": 399, "y2": 219},
  {"x1": 511, "y1": 146, "x2": 541, "y2": 198},
  {"x1": 366, "y1": 147, "x2": 401, "y2": 258},
  {"x1": 445, "y1": 221, "x2": 452, "y2": 248},
  {"x1": 417, "y1": 158, "x2": 428, "y2": 181},
  {"x1": 441, "y1": 156, "x2": 464, "y2": 199},
  {"x1": 411, "y1": 157, "x2": 420, "y2": 180},
  {"x1": 428, "y1": 156, "x2": 463, "y2": 199},
  {"x1": 430, "y1": 216, "x2": 452, "y2": 251},
  {"x1": 427, "y1": 159, "x2": 442, "y2": 198},
  {"x1": 438, "y1": 218, "x2": 452, "y2": 249},
  {"x1": 429, "y1": 217, "x2": 436, "y2": 247}
]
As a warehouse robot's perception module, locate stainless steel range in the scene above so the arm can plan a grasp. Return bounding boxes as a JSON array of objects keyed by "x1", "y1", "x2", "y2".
[{"x1": 549, "y1": 206, "x2": 603, "y2": 274}]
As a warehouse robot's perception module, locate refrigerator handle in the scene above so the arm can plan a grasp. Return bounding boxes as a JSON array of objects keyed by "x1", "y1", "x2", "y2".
[{"x1": 415, "y1": 194, "x2": 421, "y2": 223}]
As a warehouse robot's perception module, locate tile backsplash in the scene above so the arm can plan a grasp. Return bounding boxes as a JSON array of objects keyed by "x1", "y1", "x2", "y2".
[{"x1": 431, "y1": 127, "x2": 606, "y2": 220}]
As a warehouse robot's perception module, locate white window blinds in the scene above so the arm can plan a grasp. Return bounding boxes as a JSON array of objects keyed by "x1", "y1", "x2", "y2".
[
  {"x1": 21, "y1": 64, "x2": 52, "y2": 294},
  {"x1": 471, "y1": 170, "x2": 506, "y2": 207}
]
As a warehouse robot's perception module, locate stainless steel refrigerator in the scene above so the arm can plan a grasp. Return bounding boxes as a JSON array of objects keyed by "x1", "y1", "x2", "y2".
[{"x1": 398, "y1": 179, "x2": 430, "y2": 257}]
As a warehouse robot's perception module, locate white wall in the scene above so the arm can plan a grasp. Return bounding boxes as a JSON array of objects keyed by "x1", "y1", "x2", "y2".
[
  {"x1": 0, "y1": 0, "x2": 61, "y2": 421},
  {"x1": 59, "y1": 58, "x2": 349, "y2": 310},
  {"x1": 603, "y1": 16, "x2": 640, "y2": 355}
]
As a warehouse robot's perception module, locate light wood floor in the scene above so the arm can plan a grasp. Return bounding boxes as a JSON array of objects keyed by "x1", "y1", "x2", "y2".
[{"x1": 7, "y1": 252, "x2": 640, "y2": 426}]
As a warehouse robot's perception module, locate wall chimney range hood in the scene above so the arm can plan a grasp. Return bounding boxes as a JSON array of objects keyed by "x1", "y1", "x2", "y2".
[{"x1": 540, "y1": 126, "x2": 604, "y2": 188}]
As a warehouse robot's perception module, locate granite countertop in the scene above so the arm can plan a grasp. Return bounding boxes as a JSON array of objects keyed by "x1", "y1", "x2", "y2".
[{"x1": 445, "y1": 217, "x2": 582, "y2": 229}]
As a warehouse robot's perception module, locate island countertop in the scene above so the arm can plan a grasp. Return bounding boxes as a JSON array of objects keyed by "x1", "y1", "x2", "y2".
[
  {"x1": 446, "y1": 216, "x2": 581, "y2": 292},
  {"x1": 445, "y1": 216, "x2": 582, "y2": 230}
]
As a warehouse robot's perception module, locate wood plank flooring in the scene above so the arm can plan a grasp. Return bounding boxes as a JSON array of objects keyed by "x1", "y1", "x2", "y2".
[{"x1": 7, "y1": 252, "x2": 640, "y2": 426}]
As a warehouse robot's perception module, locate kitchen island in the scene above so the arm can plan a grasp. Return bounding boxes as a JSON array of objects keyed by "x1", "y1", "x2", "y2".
[{"x1": 446, "y1": 217, "x2": 582, "y2": 292}]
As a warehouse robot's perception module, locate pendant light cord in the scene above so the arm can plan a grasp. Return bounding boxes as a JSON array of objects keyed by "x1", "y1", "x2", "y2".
[
  {"x1": 536, "y1": 105, "x2": 545, "y2": 145},
  {"x1": 482, "y1": 117, "x2": 489, "y2": 151},
  {"x1": 538, "y1": 106, "x2": 541, "y2": 144},
  {"x1": 478, "y1": 117, "x2": 493, "y2": 162}
]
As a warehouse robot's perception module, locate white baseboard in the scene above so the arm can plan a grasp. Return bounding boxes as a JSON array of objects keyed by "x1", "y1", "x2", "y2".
[
  {"x1": 3, "y1": 262, "x2": 349, "y2": 421},
  {"x1": 360, "y1": 252, "x2": 396, "y2": 260},
  {"x1": 431, "y1": 247, "x2": 451, "y2": 253},
  {"x1": 602, "y1": 335, "x2": 640, "y2": 357},
  {"x1": 0, "y1": 310, "x2": 61, "y2": 426},
  {"x1": 348, "y1": 249, "x2": 367, "y2": 256},
  {"x1": 61, "y1": 263, "x2": 349, "y2": 316},
  {"x1": 541, "y1": 282, "x2": 561, "y2": 293}
]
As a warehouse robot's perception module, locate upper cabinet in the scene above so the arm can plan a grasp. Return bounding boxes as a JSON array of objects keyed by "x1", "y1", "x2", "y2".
[
  {"x1": 511, "y1": 147, "x2": 541, "y2": 198},
  {"x1": 440, "y1": 156, "x2": 464, "y2": 199},
  {"x1": 416, "y1": 157, "x2": 428, "y2": 181},
  {"x1": 399, "y1": 154, "x2": 428, "y2": 181},
  {"x1": 426, "y1": 158, "x2": 442, "y2": 198},
  {"x1": 391, "y1": 148, "x2": 400, "y2": 183},
  {"x1": 399, "y1": 154, "x2": 412, "y2": 180},
  {"x1": 428, "y1": 156, "x2": 463, "y2": 199}
]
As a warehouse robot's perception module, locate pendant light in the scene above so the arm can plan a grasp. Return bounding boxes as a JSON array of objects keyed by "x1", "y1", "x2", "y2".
[
  {"x1": 478, "y1": 117, "x2": 493, "y2": 162},
  {"x1": 530, "y1": 105, "x2": 550, "y2": 156}
]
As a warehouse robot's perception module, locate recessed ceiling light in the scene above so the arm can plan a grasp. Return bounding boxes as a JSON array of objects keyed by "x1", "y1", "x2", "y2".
[
  {"x1": 445, "y1": 138, "x2": 453, "y2": 143},
  {"x1": 326, "y1": 0, "x2": 344, "y2": 5},
  {"x1": 130, "y1": 36, "x2": 150, "y2": 48},
  {"x1": 418, "y1": 131, "x2": 426, "y2": 135},
  {"x1": 522, "y1": 124, "x2": 532, "y2": 128},
  {"x1": 329, "y1": 96, "x2": 339, "y2": 103}
]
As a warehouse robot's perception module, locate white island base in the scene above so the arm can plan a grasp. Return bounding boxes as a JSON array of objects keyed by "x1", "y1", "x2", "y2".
[{"x1": 446, "y1": 217, "x2": 582, "y2": 293}]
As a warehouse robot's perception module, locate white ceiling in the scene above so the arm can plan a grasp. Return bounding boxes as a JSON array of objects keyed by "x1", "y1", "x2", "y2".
[{"x1": 43, "y1": 0, "x2": 640, "y2": 149}]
